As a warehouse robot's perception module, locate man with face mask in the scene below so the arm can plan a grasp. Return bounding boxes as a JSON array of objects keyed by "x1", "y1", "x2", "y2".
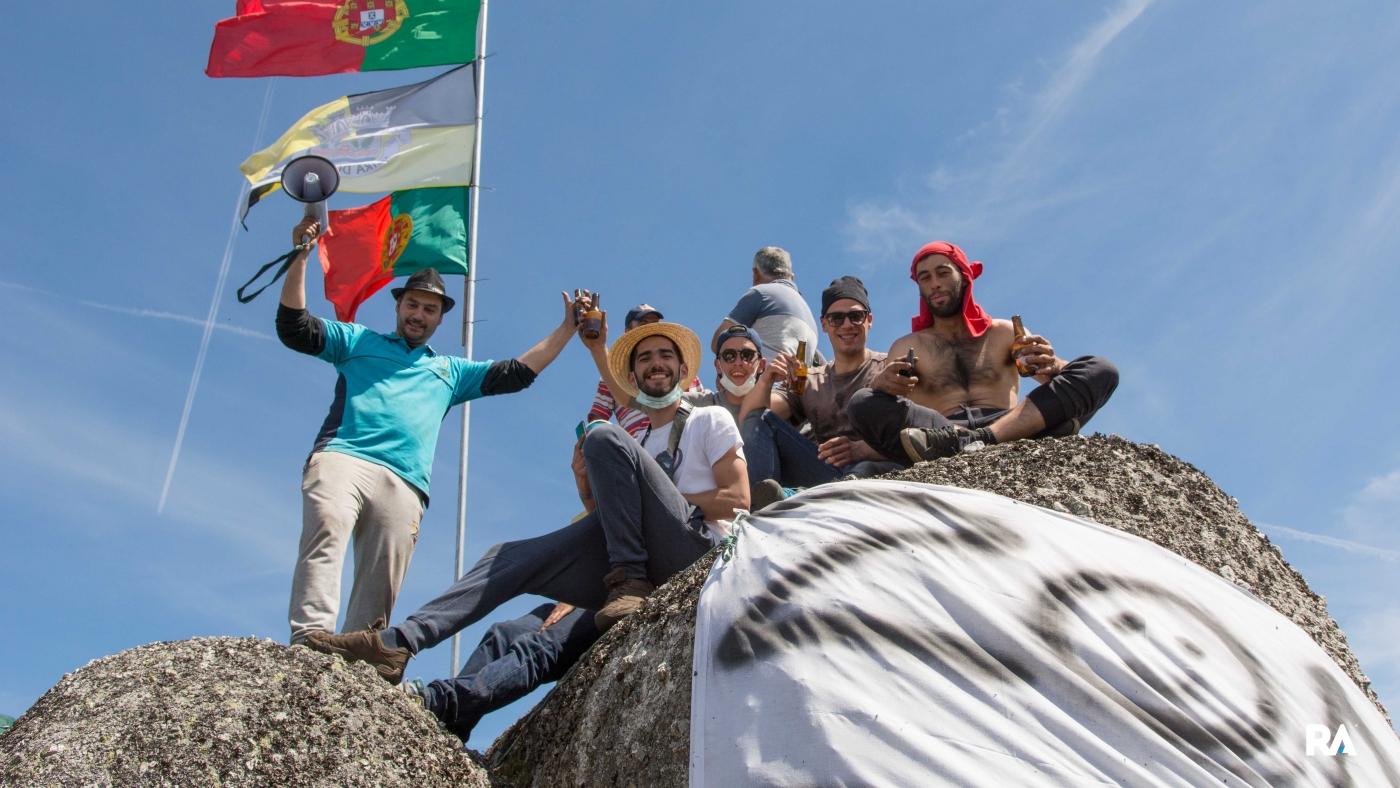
[
  {"x1": 847, "y1": 241, "x2": 1119, "y2": 466},
  {"x1": 305, "y1": 314, "x2": 749, "y2": 684},
  {"x1": 739, "y1": 277, "x2": 900, "y2": 504},
  {"x1": 277, "y1": 217, "x2": 580, "y2": 646},
  {"x1": 667, "y1": 324, "x2": 766, "y2": 424}
]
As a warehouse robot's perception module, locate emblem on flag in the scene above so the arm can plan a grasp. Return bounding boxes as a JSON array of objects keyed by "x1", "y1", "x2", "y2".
[
  {"x1": 382, "y1": 214, "x2": 415, "y2": 271},
  {"x1": 333, "y1": 0, "x2": 409, "y2": 46}
]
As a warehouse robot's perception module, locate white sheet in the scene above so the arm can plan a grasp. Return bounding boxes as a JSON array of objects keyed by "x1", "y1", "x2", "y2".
[{"x1": 690, "y1": 480, "x2": 1400, "y2": 787}]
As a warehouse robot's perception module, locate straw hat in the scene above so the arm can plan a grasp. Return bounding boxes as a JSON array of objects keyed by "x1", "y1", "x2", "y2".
[{"x1": 606, "y1": 322, "x2": 703, "y2": 401}]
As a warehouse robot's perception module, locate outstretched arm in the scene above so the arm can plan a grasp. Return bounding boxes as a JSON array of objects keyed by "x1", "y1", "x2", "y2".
[
  {"x1": 516, "y1": 292, "x2": 582, "y2": 375},
  {"x1": 276, "y1": 217, "x2": 326, "y2": 356},
  {"x1": 578, "y1": 307, "x2": 631, "y2": 407},
  {"x1": 279, "y1": 217, "x2": 319, "y2": 311}
]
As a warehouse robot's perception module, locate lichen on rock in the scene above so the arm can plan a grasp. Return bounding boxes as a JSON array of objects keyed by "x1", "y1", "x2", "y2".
[{"x1": 0, "y1": 636, "x2": 489, "y2": 788}]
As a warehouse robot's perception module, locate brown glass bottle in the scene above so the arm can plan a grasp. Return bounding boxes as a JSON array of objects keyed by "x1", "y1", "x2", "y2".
[
  {"x1": 791, "y1": 340, "x2": 809, "y2": 395},
  {"x1": 1011, "y1": 315, "x2": 1035, "y2": 377},
  {"x1": 581, "y1": 292, "x2": 604, "y2": 340}
]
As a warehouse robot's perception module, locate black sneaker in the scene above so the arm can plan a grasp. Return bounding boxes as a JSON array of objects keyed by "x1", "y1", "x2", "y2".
[{"x1": 899, "y1": 426, "x2": 968, "y2": 463}]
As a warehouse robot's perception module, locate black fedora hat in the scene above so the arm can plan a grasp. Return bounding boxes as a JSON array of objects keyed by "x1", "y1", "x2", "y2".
[{"x1": 391, "y1": 268, "x2": 456, "y2": 313}]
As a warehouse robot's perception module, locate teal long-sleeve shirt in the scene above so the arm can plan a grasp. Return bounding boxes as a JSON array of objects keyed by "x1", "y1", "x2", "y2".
[{"x1": 277, "y1": 305, "x2": 536, "y2": 502}]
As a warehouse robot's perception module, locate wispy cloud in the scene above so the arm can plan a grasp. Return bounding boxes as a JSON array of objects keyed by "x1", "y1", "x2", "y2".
[
  {"x1": 1259, "y1": 523, "x2": 1400, "y2": 562},
  {"x1": 847, "y1": 0, "x2": 1155, "y2": 257},
  {"x1": 0, "y1": 280, "x2": 272, "y2": 340}
]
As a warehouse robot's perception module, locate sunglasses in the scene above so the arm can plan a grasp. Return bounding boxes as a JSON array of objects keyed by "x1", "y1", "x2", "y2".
[
  {"x1": 823, "y1": 310, "x2": 869, "y2": 327},
  {"x1": 720, "y1": 348, "x2": 760, "y2": 363}
]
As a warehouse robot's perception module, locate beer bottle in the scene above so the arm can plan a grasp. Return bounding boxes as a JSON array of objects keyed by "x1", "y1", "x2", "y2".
[
  {"x1": 582, "y1": 292, "x2": 604, "y2": 340},
  {"x1": 792, "y1": 340, "x2": 809, "y2": 395},
  {"x1": 1011, "y1": 315, "x2": 1035, "y2": 378},
  {"x1": 572, "y1": 289, "x2": 584, "y2": 326}
]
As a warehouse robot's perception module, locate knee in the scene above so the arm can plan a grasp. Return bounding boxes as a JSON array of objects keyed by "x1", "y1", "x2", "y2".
[
  {"x1": 845, "y1": 388, "x2": 884, "y2": 431},
  {"x1": 739, "y1": 408, "x2": 778, "y2": 440},
  {"x1": 582, "y1": 421, "x2": 629, "y2": 460},
  {"x1": 1072, "y1": 356, "x2": 1119, "y2": 398}
]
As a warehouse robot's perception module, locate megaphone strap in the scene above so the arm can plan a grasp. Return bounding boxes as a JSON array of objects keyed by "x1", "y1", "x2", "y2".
[{"x1": 236, "y1": 243, "x2": 310, "y2": 304}]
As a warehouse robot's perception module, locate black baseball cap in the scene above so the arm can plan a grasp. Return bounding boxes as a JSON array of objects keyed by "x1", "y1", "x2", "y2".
[
  {"x1": 625, "y1": 304, "x2": 664, "y2": 329},
  {"x1": 391, "y1": 268, "x2": 456, "y2": 313}
]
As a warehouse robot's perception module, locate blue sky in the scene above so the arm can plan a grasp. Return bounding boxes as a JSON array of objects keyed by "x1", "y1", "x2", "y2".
[{"x1": 3, "y1": 0, "x2": 1399, "y2": 744}]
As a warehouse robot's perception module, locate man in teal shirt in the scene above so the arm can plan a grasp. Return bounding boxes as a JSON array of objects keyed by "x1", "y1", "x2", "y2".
[{"x1": 277, "y1": 217, "x2": 579, "y2": 645}]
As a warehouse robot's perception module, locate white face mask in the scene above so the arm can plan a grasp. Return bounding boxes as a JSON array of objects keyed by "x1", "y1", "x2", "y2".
[
  {"x1": 719, "y1": 373, "x2": 757, "y2": 397},
  {"x1": 635, "y1": 384, "x2": 683, "y2": 409}
]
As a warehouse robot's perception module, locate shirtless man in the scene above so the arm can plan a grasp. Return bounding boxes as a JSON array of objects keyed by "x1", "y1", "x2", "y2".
[{"x1": 847, "y1": 241, "x2": 1119, "y2": 465}]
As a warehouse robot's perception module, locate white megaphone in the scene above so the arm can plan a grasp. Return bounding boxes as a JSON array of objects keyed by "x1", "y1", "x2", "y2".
[{"x1": 281, "y1": 156, "x2": 340, "y2": 245}]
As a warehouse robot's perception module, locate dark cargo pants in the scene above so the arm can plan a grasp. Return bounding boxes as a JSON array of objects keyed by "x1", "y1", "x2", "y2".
[{"x1": 847, "y1": 355, "x2": 1120, "y2": 466}]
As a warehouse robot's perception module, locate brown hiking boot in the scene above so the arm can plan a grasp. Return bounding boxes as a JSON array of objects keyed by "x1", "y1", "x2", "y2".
[
  {"x1": 594, "y1": 569, "x2": 656, "y2": 632},
  {"x1": 304, "y1": 618, "x2": 410, "y2": 685}
]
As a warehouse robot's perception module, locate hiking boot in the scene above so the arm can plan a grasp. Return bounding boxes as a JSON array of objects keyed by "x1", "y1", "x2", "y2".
[
  {"x1": 899, "y1": 426, "x2": 968, "y2": 464},
  {"x1": 304, "y1": 618, "x2": 411, "y2": 685},
  {"x1": 593, "y1": 569, "x2": 656, "y2": 632},
  {"x1": 750, "y1": 479, "x2": 786, "y2": 512}
]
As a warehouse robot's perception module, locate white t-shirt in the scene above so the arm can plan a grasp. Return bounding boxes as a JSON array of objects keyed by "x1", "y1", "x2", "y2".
[{"x1": 639, "y1": 406, "x2": 745, "y2": 538}]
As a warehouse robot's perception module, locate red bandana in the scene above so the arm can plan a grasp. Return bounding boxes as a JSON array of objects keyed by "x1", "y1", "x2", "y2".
[{"x1": 909, "y1": 241, "x2": 991, "y2": 337}]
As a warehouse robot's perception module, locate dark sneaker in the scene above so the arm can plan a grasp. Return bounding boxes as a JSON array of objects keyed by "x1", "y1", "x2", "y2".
[
  {"x1": 305, "y1": 618, "x2": 411, "y2": 685},
  {"x1": 593, "y1": 569, "x2": 656, "y2": 632},
  {"x1": 750, "y1": 479, "x2": 786, "y2": 512},
  {"x1": 899, "y1": 426, "x2": 967, "y2": 464}
]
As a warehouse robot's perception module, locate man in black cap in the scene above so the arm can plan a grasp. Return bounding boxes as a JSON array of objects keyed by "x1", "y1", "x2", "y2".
[
  {"x1": 739, "y1": 276, "x2": 898, "y2": 507},
  {"x1": 276, "y1": 216, "x2": 582, "y2": 645}
]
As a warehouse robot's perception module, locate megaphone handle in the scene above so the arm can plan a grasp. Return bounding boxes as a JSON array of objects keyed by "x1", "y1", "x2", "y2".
[{"x1": 301, "y1": 201, "x2": 330, "y2": 246}]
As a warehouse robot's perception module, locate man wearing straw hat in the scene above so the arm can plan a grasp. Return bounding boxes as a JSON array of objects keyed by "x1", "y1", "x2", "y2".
[{"x1": 306, "y1": 312, "x2": 748, "y2": 682}]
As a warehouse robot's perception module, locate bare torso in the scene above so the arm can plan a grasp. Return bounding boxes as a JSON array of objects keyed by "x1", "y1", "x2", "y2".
[{"x1": 888, "y1": 318, "x2": 1020, "y2": 414}]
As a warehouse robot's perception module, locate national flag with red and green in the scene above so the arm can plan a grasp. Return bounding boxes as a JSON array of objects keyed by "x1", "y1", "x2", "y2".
[
  {"x1": 207, "y1": 0, "x2": 480, "y2": 78},
  {"x1": 319, "y1": 187, "x2": 468, "y2": 322}
]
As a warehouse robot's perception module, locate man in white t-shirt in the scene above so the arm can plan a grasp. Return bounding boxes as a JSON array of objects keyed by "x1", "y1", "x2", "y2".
[
  {"x1": 582, "y1": 319, "x2": 749, "y2": 628},
  {"x1": 305, "y1": 322, "x2": 749, "y2": 684}
]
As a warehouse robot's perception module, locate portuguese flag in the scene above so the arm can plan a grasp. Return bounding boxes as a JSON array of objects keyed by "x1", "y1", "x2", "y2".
[
  {"x1": 318, "y1": 187, "x2": 468, "y2": 322},
  {"x1": 207, "y1": 0, "x2": 480, "y2": 78}
]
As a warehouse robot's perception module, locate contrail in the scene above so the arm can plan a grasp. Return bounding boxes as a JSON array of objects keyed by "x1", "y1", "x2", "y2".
[
  {"x1": 1, "y1": 281, "x2": 271, "y2": 340},
  {"x1": 77, "y1": 300, "x2": 273, "y2": 340},
  {"x1": 159, "y1": 80, "x2": 277, "y2": 515},
  {"x1": 1260, "y1": 523, "x2": 1400, "y2": 562}
]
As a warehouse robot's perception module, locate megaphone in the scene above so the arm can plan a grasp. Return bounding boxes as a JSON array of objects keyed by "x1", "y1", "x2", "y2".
[{"x1": 281, "y1": 155, "x2": 340, "y2": 245}]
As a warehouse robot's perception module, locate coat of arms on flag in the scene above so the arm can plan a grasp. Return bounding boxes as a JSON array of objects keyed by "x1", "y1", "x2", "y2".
[{"x1": 333, "y1": 0, "x2": 408, "y2": 46}]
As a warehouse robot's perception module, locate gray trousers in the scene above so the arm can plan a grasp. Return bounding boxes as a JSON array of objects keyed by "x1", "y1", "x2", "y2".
[
  {"x1": 289, "y1": 451, "x2": 424, "y2": 645},
  {"x1": 396, "y1": 422, "x2": 712, "y2": 654}
]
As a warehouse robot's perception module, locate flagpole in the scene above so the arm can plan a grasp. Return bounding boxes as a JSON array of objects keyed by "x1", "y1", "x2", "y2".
[{"x1": 453, "y1": 0, "x2": 489, "y2": 677}]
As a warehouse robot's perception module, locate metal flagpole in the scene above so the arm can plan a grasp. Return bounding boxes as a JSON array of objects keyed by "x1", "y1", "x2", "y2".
[{"x1": 453, "y1": 0, "x2": 489, "y2": 676}]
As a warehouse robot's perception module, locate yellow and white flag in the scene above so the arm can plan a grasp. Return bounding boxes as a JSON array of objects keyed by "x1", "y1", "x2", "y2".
[{"x1": 240, "y1": 65, "x2": 475, "y2": 220}]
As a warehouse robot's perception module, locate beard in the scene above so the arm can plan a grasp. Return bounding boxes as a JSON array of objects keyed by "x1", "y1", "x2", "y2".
[
  {"x1": 398, "y1": 315, "x2": 432, "y2": 340},
  {"x1": 637, "y1": 364, "x2": 678, "y2": 397},
  {"x1": 924, "y1": 280, "x2": 965, "y2": 319}
]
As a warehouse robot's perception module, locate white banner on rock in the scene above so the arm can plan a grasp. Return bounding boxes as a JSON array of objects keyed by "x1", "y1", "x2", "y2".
[{"x1": 689, "y1": 481, "x2": 1400, "y2": 787}]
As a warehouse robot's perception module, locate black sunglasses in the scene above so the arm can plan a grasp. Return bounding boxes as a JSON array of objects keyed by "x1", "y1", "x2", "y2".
[
  {"x1": 720, "y1": 348, "x2": 760, "y2": 363},
  {"x1": 823, "y1": 309, "x2": 869, "y2": 327}
]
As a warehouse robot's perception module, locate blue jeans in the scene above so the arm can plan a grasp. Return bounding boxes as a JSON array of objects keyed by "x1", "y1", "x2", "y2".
[
  {"x1": 424, "y1": 604, "x2": 601, "y2": 742},
  {"x1": 740, "y1": 409, "x2": 900, "y2": 488},
  {"x1": 394, "y1": 422, "x2": 712, "y2": 654}
]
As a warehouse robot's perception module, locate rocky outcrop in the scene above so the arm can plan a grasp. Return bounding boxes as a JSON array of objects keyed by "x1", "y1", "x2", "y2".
[
  {"x1": 485, "y1": 435, "x2": 1386, "y2": 787},
  {"x1": 0, "y1": 636, "x2": 490, "y2": 788}
]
